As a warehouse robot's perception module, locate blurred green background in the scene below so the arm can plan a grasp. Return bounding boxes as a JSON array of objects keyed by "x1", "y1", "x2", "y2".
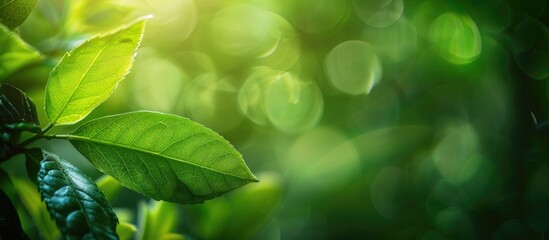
[{"x1": 3, "y1": 0, "x2": 549, "y2": 239}]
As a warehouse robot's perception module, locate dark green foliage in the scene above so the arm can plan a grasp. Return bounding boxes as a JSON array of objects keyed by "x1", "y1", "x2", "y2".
[
  {"x1": 0, "y1": 84, "x2": 39, "y2": 132},
  {"x1": 37, "y1": 150, "x2": 119, "y2": 239},
  {"x1": 0, "y1": 84, "x2": 39, "y2": 160},
  {"x1": 24, "y1": 148, "x2": 41, "y2": 185},
  {"x1": 0, "y1": 188, "x2": 28, "y2": 240}
]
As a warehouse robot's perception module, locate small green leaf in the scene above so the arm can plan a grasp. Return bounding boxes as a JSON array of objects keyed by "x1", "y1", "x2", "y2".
[
  {"x1": 0, "y1": 187, "x2": 28, "y2": 240},
  {"x1": 0, "y1": 0, "x2": 38, "y2": 29},
  {"x1": 37, "y1": 150, "x2": 119, "y2": 239},
  {"x1": 0, "y1": 84, "x2": 40, "y2": 133},
  {"x1": 45, "y1": 17, "x2": 148, "y2": 125},
  {"x1": 68, "y1": 111, "x2": 258, "y2": 204},
  {"x1": 0, "y1": 24, "x2": 41, "y2": 81}
]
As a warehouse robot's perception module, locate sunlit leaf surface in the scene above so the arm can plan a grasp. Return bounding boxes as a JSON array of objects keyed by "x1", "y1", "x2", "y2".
[
  {"x1": 45, "y1": 18, "x2": 147, "y2": 125},
  {"x1": 68, "y1": 111, "x2": 258, "y2": 204}
]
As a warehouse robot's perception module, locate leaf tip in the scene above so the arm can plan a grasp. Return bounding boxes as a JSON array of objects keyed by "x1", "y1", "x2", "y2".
[{"x1": 139, "y1": 14, "x2": 155, "y2": 21}]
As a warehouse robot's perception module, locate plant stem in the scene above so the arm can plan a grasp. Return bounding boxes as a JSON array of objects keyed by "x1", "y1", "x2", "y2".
[{"x1": 17, "y1": 123, "x2": 55, "y2": 147}]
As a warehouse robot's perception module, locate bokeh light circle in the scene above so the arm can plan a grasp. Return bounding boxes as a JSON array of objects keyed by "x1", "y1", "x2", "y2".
[
  {"x1": 325, "y1": 40, "x2": 382, "y2": 95},
  {"x1": 185, "y1": 73, "x2": 243, "y2": 132},
  {"x1": 352, "y1": 0, "x2": 404, "y2": 28},
  {"x1": 209, "y1": 4, "x2": 281, "y2": 57},
  {"x1": 128, "y1": 49, "x2": 187, "y2": 113},
  {"x1": 264, "y1": 72, "x2": 323, "y2": 133},
  {"x1": 429, "y1": 12, "x2": 482, "y2": 65},
  {"x1": 238, "y1": 67, "x2": 323, "y2": 133},
  {"x1": 361, "y1": 16, "x2": 417, "y2": 63}
]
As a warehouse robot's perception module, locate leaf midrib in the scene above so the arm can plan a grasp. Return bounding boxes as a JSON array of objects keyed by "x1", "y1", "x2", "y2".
[
  {"x1": 65, "y1": 135, "x2": 254, "y2": 181},
  {"x1": 50, "y1": 33, "x2": 119, "y2": 124}
]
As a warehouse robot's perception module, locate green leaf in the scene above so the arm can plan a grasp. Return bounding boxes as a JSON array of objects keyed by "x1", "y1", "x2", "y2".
[
  {"x1": 0, "y1": 0, "x2": 38, "y2": 29},
  {"x1": 37, "y1": 150, "x2": 119, "y2": 239},
  {"x1": 11, "y1": 176, "x2": 60, "y2": 239},
  {"x1": 117, "y1": 222, "x2": 137, "y2": 240},
  {"x1": 45, "y1": 17, "x2": 148, "y2": 125},
  {"x1": 96, "y1": 174, "x2": 122, "y2": 202},
  {"x1": 137, "y1": 201, "x2": 178, "y2": 240},
  {"x1": 0, "y1": 84, "x2": 40, "y2": 133},
  {"x1": 0, "y1": 187, "x2": 28, "y2": 240},
  {"x1": 67, "y1": 111, "x2": 258, "y2": 204},
  {"x1": 0, "y1": 24, "x2": 41, "y2": 81},
  {"x1": 24, "y1": 148, "x2": 41, "y2": 185}
]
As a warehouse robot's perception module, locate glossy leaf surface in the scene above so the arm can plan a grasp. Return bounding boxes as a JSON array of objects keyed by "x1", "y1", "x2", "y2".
[
  {"x1": 0, "y1": 24, "x2": 41, "y2": 80},
  {"x1": 45, "y1": 18, "x2": 147, "y2": 125},
  {"x1": 37, "y1": 150, "x2": 119, "y2": 239},
  {"x1": 68, "y1": 111, "x2": 258, "y2": 204}
]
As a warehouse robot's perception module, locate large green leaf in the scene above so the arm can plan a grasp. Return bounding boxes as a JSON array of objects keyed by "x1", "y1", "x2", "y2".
[
  {"x1": 0, "y1": 24, "x2": 41, "y2": 80},
  {"x1": 67, "y1": 111, "x2": 258, "y2": 204},
  {"x1": 0, "y1": 84, "x2": 39, "y2": 132},
  {"x1": 0, "y1": 0, "x2": 38, "y2": 29},
  {"x1": 37, "y1": 150, "x2": 119, "y2": 239},
  {"x1": 45, "y1": 18, "x2": 147, "y2": 125}
]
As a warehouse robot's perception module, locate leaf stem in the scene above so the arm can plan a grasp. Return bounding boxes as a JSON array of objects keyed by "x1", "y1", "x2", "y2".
[{"x1": 18, "y1": 123, "x2": 55, "y2": 147}]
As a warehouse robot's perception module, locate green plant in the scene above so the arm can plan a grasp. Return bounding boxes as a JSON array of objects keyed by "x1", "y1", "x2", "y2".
[{"x1": 0, "y1": 4, "x2": 257, "y2": 239}]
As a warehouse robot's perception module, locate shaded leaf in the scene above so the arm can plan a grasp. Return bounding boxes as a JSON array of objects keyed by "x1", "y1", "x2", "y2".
[
  {"x1": 24, "y1": 148, "x2": 41, "y2": 185},
  {"x1": 45, "y1": 17, "x2": 148, "y2": 125},
  {"x1": 0, "y1": 84, "x2": 40, "y2": 132},
  {"x1": 0, "y1": 187, "x2": 28, "y2": 240},
  {"x1": 37, "y1": 150, "x2": 119, "y2": 239},
  {"x1": 0, "y1": 24, "x2": 41, "y2": 80},
  {"x1": 67, "y1": 111, "x2": 258, "y2": 204},
  {"x1": 0, "y1": 168, "x2": 16, "y2": 197},
  {"x1": 0, "y1": 0, "x2": 38, "y2": 29}
]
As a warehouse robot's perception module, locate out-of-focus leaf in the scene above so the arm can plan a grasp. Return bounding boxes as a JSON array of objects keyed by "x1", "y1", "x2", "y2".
[
  {"x1": 160, "y1": 233, "x2": 186, "y2": 240},
  {"x1": 11, "y1": 176, "x2": 59, "y2": 239},
  {"x1": 117, "y1": 222, "x2": 137, "y2": 240},
  {"x1": 0, "y1": 24, "x2": 41, "y2": 80},
  {"x1": 24, "y1": 148, "x2": 42, "y2": 185},
  {"x1": 96, "y1": 174, "x2": 123, "y2": 202},
  {"x1": 195, "y1": 172, "x2": 282, "y2": 239},
  {"x1": 0, "y1": 168, "x2": 16, "y2": 197},
  {"x1": 0, "y1": 0, "x2": 38, "y2": 29},
  {"x1": 0, "y1": 84, "x2": 39, "y2": 132},
  {"x1": 67, "y1": 111, "x2": 258, "y2": 204},
  {"x1": 137, "y1": 201, "x2": 178, "y2": 240},
  {"x1": 45, "y1": 17, "x2": 148, "y2": 125},
  {"x1": 37, "y1": 150, "x2": 119, "y2": 239},
  {"x1": 0, "y1": 187, "x2": 28, "y2": 239}
]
